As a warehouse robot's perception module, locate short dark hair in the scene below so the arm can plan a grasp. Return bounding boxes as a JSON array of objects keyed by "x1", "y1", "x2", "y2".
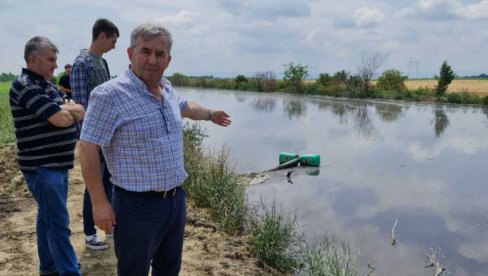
[
  {"x1": 92, "y1": 18, "x2": 119, "y2": 41},
  {"x1": 64, "y1": 64, "x2": 72, "y2": 68},
  {"x1": 24, "y1": 36, "x2": 58, "y2": 62}
]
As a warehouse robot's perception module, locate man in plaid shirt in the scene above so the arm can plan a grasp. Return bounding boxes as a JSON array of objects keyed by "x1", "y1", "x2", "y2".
[
  {"x1": 79, "y1": 23, "x2": 231, "y2": 275},
  {"x1": 71, "y1": 18, "x2": 119, "y2": 251}
]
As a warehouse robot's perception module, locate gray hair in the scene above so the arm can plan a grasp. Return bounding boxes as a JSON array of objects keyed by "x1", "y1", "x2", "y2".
[
  {"x1": 24, "y1": 36, "x2": 59, "y2": 62},
  {"x1": 130, "y1": 23, "x2": 173, "y2": 53}
]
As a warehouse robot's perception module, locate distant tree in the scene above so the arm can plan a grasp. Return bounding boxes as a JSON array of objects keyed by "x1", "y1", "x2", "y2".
[
  {"x1": 333, "y1": 70, "x2": 348, "y2": 85},
  {"x1": 376, "y1": 69, "x2": 407, "y2": 91},
  {"x1": 357, "y1": 52, "x2": 388, "y2": 95},
  {"x1": 345, "y1": 75, "x2": 362, "y2": 95},
  {"x1": 0, "y1": 72, "x2": 16, "y2": 82},
  {"x1": 283, "y1": 62, "x2": 308, "y2": 93},
  {"x1": 169, "y1": 72, "x2": 190, "y2": 86},
  {"x1": 332, "y1": 70, "x2": 362, "y2": 95},
  {"x1": 235, "y1": 75, "x2": 248, "y2": 83},
  {"x1": 435, "y1": 60, "x2": 455, "y2": 96},
  {"x1": 317, "y1": 73, "x2": 332, "y2": 87}
]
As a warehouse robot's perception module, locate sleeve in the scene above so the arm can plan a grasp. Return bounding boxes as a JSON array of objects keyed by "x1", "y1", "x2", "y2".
[
  {"x1": 164, "y1": 78, "x2": 188, "y2": 111},
  {"x1": 15, "y1": 83, "x2": 62, "y2": 121},
  {"x1": 70, "y1": 61, "x2": 89, "y2": 110},
  {"x1": 178, "y1": 93, "x2": 188, "y2": 111},
  {"x1": 80, "y1": 86, "x2": 118, "y2": 147}
]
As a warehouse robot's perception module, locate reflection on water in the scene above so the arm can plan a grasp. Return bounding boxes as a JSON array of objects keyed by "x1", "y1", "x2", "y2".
[
  {"x1": 433, "y1": 105, "x2": 450, "y2": 137},
  {"x1": 250, "y1": 98, "x2": 276, "y2": 113},
  {"x1": 177, "y1": 88, "x2": 488, "y2": 276},
  {"x1": 283, "y1": 99, "x2": 306, "y2": 119},
  {"x1": 375, "y1": 103, "x2": 406, "y2": 122}
]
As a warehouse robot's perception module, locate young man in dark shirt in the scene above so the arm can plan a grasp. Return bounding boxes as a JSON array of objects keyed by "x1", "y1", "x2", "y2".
[{"x1": 58, "y1": 63, "x2": 72, "y2": 98}]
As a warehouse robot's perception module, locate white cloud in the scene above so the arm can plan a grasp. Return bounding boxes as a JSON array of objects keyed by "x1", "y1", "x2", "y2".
[
  {"x1": 458, "y1": 0, "x2": 488, "y2": 19},
  {"x1": 399, "y1": 0, "x2": 488, "y2": 20},
  {"x1": 354, "y1": 7, "x2": 385, "y2": 28}
]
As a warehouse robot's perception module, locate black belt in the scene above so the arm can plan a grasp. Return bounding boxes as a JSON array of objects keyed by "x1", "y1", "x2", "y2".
[{"x1": 114, "y1": 185, "x2": 180, "y2": 198}]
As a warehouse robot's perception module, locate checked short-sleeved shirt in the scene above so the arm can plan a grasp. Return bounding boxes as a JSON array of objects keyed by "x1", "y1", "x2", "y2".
[{"x1": 80, "y1": 70, "x2": 189, "y2": 192}]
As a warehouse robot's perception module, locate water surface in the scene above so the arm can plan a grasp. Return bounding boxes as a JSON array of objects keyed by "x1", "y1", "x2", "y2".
[{"x1": 178, "y1": 87, "x2": 488, "y2": 276}]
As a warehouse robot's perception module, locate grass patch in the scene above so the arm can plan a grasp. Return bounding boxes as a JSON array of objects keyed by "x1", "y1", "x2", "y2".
[
  {"x1": 296, "y1": 232, "x2": 366, "y2": 276},
  {"x1": 0, "y1": 81, "x2": 15, "y2": 144},
  {"x1": 183, "y1": 123, "x2": 247, "y2": 234},
  {"x1": 248, "y1": 198, "x2": 300, "y2": 273}
]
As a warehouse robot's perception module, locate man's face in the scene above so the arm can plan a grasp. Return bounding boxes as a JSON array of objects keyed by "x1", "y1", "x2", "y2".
[
  {"x1": 128, "y1": 36, "x2": 171, "y2": 86},
  {"x1": 101, "y1": 33, "x2": 118, "y2": 53},
  {"x1": 29, "y1": 47, "x2": 58, "y2": 81},
  {"x1": 65, "y1": 67, "x2": 71, "y2": 75}
]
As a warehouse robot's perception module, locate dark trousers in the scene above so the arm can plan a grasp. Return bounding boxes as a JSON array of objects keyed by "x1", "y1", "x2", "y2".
[
  {"x1": 83, "y1": 158, "x2": 113, "y2": 236},
  {"x1": 112, "y1": 186, "x2": 186, "y2": 276}
]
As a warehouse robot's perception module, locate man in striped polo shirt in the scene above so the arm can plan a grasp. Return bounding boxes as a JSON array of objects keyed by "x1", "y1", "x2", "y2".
[{"x1": 9, "y1": 36, "x2": 85, "y2": 276}]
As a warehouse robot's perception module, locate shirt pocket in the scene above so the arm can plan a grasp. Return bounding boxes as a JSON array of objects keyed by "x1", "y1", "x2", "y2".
[{"x1": 117, "y1": 111, "x2": 164, "y2": 144}]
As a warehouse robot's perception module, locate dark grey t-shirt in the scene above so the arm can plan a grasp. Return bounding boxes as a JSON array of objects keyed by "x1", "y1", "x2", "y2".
[{"x1": 90, "y1": 53, "x2": 110, "y2": 88}]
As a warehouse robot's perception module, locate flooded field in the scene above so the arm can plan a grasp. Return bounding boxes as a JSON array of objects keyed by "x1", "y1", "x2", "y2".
[{"x1": 179, "y1": 87, "x2": 488, "y2": 276}]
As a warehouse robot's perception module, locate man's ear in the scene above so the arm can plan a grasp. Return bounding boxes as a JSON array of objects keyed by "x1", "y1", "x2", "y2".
[
  {"x1": 98, "y1": 32, "x2": 106, "y2": 40},
  {"x1": 27, "y1": 54, "x2": 36, "y2": 66},
  {"x1": 166, "y1": 55, "x2": 172, "y2": 67},
  {"x1": 127, "y1": 47, "x2": 133, "y2": 60}
]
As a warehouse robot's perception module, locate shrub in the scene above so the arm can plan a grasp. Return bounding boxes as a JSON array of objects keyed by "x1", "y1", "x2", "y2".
[
  {"x1": 170, "y1": 72, "x2": 190, "y2": 86},
  {"x1": 376, "y1": 69, "x2": 407, "y2": 92},
  {"x1": 317, "y1": 73, "x2": 332, "y2": 87},
  {"x1": 283, "y1": 62, "x2": 308, "y2": 93},
  {"x1": 235, "y1": 75, "x2": 248, "y2": 83},
  {"x1": 483, "y1": 96, "x2": 488, "y2": 105}
]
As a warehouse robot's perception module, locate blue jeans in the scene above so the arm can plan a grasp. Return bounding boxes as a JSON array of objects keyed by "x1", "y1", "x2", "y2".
[
  {"x1": 112, "y1": 186, "x2": 186, "y2": 276},
  {"x1": 83, "y1": 158, "x2": 113, "y2": 236},
  {"x1": 23, "y1": 167, "x2": 80, "y2": 276}
]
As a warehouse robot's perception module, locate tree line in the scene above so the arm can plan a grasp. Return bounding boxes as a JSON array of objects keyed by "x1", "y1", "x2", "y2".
[
  {"x1": 0, "y1": 73, "x2": 16, "y2": 82},
  {"x1": 168, "y1": 56, "x2": 481, "y2": 105}
]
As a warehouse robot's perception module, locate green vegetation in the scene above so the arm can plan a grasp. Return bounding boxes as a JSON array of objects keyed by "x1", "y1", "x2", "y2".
[
  {"x1": 376, "y1": 69, "x2": 407, "y2": 92},
  {"x1": 0, "y1": 72, "x2": 16, "y2": 82},
  {"x1": 248, "y1": 198, "x2": 300, "y2": 272},
  {"x1": 283, "y1": 62, "x2": 308, "y2": 93},
  {"x1": 435, "y1": 60, "x2": 455, "y2": 97},
  {"x1": 247, "y1": 198, "x2": 365, "y2": 275},
  {"x1": 0, "y1": 82, "x2": 15, "y2": 144},
  {"x1": 183, "y1": 123, "x2": 247, "y2": 233},
  {"x1": 296, "y1": 234, "x2": 364, "y2": 276},
  {"x1": 166, "y1": 59, "x2": 488, "y2": 106}
]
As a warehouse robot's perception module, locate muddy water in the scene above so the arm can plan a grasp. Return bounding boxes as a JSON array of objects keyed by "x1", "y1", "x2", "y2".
[{"x1": 178, "y1": 87, "x2": 488, "y2": 276}]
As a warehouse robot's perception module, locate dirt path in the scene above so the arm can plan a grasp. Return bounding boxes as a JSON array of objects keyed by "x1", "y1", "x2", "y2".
[{"x1": 0, "y1": 144, "x2": 278, "y2": 275}]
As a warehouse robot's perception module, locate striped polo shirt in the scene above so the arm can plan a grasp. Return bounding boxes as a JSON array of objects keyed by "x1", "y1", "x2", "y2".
[{"x1": 9, "y1": 68, "x2": 78, "y2": 172}]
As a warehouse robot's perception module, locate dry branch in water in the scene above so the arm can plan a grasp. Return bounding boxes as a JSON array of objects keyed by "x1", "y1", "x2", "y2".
[
  {"x1": 434, "y1": 261, "x2": 446, "y2": 276},
  {"x1": 425, "y1": 248, "x2": 446, "y2": 276},
  {"x1": 391, "y1": 219, "x2": 398, "y2": 247}
]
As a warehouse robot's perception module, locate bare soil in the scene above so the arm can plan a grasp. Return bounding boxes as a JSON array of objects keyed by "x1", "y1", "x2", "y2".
[{"x1": 0, "y1": 144, "x2": 280, "y2": 276}]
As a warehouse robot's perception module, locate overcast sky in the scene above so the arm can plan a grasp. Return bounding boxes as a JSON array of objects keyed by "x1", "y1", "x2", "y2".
[{"x1": 1, "y1": 0, "x2": 487, "y2": 79}]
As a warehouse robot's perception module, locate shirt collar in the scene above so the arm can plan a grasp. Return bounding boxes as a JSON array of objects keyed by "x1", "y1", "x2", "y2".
[
  {"x1": 22, "y1": 68, "x2": 47, "y2": 83},
  {"x1": 124, "y1": 69, "x2": 170, "y2": 97}
]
